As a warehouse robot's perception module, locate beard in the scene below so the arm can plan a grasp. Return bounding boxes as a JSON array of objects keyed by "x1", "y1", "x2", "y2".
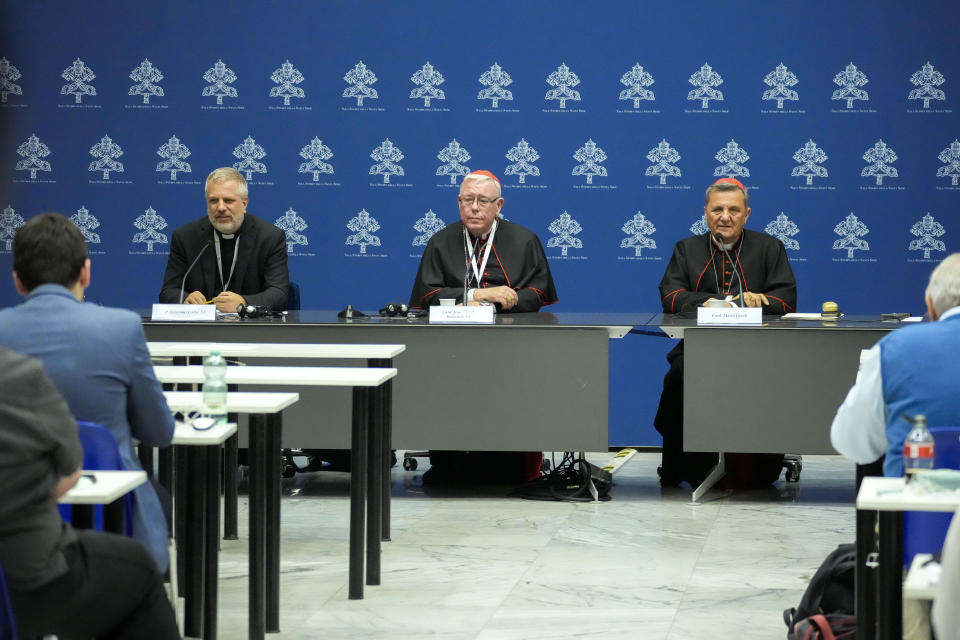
[{"x1": 210, "y1": 213, "x2": 243, "y2": 235}]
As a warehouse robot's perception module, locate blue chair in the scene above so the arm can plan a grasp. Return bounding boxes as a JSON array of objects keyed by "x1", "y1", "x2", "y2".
[
  {"x1": 58, "y1": 421, "x2": 135, "y2": 536},
  {"x1": 903, "y1": 426, "x2": 960, "y2": 563},
  {"x1": 0, "y1": 560, "x2": 18, "y2": 640},
  {"x1": 287, "y1": 280, "x2": 300, "y2": 311}
]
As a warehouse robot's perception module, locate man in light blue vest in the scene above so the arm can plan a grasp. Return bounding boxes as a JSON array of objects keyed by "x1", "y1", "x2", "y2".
[{"x1": 831, "y1": 253, "x2": 960, "y2": 476}]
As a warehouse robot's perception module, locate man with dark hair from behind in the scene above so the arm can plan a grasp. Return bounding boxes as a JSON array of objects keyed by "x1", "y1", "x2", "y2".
[
  {"x1": 0, "y1": 213, "x2": 175, "y2": 576},
  {"x1": 0, "y1": 346, "x2": 180, "y2": 639}
]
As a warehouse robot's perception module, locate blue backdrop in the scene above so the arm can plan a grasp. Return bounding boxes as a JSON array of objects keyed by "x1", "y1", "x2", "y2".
[{"x1": 1, "y1": 1, "x2": 958, "y2": 445}]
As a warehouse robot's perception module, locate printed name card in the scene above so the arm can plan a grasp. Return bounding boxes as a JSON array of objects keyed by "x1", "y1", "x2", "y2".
[
  {"x1": 696, "y1": 307, "x2": 762, "y2": 325},
  {"x1": 151, "y1": 304, "x2": 217, "y2": 322},
  {"x1": 429, "y1": 305, "x2": 495, "y2": 324}
]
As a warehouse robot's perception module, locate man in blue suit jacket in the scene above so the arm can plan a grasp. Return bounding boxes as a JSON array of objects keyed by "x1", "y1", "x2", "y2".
[{"x1": 0, "y1": 212, "x2": 174, "y2": 574}]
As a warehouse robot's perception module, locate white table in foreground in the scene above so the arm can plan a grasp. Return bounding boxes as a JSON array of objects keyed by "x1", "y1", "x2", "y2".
[
  {"x1": 169, "y1": 420, "x2": 238, "y2": 640},
  {"x1": 60, "y1": 470, "x2": 147, "y2": 504},
  {"x1": 156, "y1": 363, "x2": 398, "y2": 612},
  {"x1": 165, "y1": 391, "x2": 300, "y2": 417},
  {"x1": 149, "y1": 341, "x2": 405, "y2": 360},
  {"x1": 154, "y1": 365, "x2": 396, "y2": 387},
  {"x1": 856, "y1": 476, "x2": 960, "y2": 640},
  {"x1": 60, "y1": 470, "x2": 147, "y2": 535},
  {"x1": 856, "y1": 477, "x2": 960, "y2": 512},
  {"x1": 172, "y1": 418, "x2": 238, "y2": 444}
]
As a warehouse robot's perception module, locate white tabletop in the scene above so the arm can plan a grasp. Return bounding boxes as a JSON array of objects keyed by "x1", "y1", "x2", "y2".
[
  {"x1": 59, "y1": 470, "x2": 147, "y2": 505},
  {"x1": 149, "y1": 341, "x2": 405, "y2": 359},
  {"x1": 164, "y1": 391, "x2": 300, "y2": 414},
  {"x1": 173, "y1": 420, "x2": 238, "y2": 446},
  {"x1": 154, "y1": 365, "x2": 397, "y2": 387},
  {"x1": 856, "y1": 476, "x2": 960, "y2": 512}
]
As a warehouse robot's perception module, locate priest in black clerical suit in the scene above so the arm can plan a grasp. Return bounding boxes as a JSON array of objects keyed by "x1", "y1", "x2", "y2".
[
  {"x1": 158, "y1": 167, "x2": 289, "y2": 312},
  {"x1": 409, "y1": 170, "x2": 558, "y2": 313}
]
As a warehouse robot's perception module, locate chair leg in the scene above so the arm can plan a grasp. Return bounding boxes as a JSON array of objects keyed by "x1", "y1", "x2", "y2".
[{"x1": 166, "y1": 538, "x2": 182, "y2": 629}]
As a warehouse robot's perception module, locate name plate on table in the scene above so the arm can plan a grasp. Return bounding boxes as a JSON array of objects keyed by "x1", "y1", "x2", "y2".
[
  {"x1": 697, "y1": 306, "x2": 762, "y2": 325},
  {"x1": 429, "y1": 305, "x2": 495, "y2": 324},
  {"x1": 151, "y1": 304, "x2": 217, "y2": 322}
]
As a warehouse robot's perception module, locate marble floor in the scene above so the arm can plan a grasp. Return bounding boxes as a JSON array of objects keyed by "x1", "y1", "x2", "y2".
[{"x1": 197, "y1": 452, "x2": 857, "y2": 640}]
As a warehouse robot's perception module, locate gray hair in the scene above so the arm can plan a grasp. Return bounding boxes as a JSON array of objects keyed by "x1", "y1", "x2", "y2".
[
  {"x1": 460, "y1": 172, "x2": 501, "y2": 198},
  {"x1": 205, "y1": 167, "x2": 248, "y2": 198},
  {"x1": 705, "y1": 181, "x2": 749, "y2": 208},
  {"x1": 925, "y1": 253, "x2": 960, "y2": 316}
]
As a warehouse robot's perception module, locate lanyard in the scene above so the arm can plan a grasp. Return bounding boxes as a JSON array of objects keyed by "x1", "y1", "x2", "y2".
[
  {"x1": 213, "y1": 231, "x2": 240, "y2": 292},
  {"x1": 464, "y1": 219, "x2": 498, "y2": 288}
]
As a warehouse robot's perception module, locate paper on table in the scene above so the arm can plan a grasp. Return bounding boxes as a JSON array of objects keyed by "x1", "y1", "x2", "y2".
[{"x1": 782, "y1": 312, "x2": 840, "y2": 320}]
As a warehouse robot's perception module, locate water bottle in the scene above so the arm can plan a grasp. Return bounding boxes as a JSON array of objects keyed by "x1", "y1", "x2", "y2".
[
  {"x1": 202, "y1": 350, "x2": 228, "y2": 427},
  {"x1": 903, "y1": 414, "x2": 935, "y2": 481}
]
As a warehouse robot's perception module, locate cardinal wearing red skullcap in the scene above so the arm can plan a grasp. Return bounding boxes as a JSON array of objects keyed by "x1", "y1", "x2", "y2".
[
  {"x1": 653, "y1": 177, "x2": 797, "y2": 489},
  {"x1": 408, "y1": 170, "x2": 557, "y2": 313}
]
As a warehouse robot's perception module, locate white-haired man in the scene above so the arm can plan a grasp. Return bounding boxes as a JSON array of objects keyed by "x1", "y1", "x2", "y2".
[
  {"x1": 159, "y1": 167, "x2": 289, "y2": 312},
  {"x1": 408, "y1": 170, "x2": 558, "y2": 484},
  {"x1": 409, "y1": 170, "x2": 558, "y2": 313},
  {"x1": 831, "y1": 253, "x2": 960, "y2": 475}
]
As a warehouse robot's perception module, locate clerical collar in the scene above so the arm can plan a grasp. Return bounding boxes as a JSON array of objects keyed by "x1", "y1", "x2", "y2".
[
  {"x1": 214, "y1": 218, "x2": 244, "y2": 239},
  {"x1": 711, "y1": 234, "x2": 741, "y2": 252}
]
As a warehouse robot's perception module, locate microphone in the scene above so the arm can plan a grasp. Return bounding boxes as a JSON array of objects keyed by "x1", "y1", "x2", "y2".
[
  {"x1": 713, "y1": 232, "x2": 744, "y2": 308},
  {"x1": 179, "y1": 240, "x2": 213, "y2": 304}
]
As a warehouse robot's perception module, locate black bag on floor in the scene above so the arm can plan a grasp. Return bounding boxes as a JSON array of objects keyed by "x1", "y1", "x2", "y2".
[
  {"x1": 787, "y1": 613, "x2": 855, "y2": 639},
  {"x1": 783, "y1": 543, "x2": 856, "y2": 637}
]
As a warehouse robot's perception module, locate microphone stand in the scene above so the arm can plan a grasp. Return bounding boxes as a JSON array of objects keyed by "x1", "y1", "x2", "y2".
[
  {"x1": 179, "y1": 241, "x2": 212, "y2": 304},
  {"x1": 714, "y1": 233, "x2": 744, "y2": 308}
]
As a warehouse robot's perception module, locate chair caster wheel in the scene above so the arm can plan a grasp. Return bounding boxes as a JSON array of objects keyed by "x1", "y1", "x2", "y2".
[{"x1": 783, "y1": 455, "x2": 802, "y2": 483}]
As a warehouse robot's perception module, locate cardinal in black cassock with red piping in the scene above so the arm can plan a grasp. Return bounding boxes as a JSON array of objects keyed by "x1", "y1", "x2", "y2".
[
  {"x1": 655, "y1": 178, "x2": 797, "y2": 489},
  {"x1": 409, "y1": 170, "x2": 557, "y2": 314}
]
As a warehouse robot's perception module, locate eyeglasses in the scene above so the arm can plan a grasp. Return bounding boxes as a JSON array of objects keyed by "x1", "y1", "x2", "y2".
[{"x1": 458, "y1": 196, "x2": 501, "y2": 207}]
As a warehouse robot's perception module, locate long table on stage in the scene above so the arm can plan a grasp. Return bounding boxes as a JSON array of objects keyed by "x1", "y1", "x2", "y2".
[
  {"x1": 143, "y1": 311, "x2": 648, "y2": 452},
  {"x1": 649, "y1": 314, "x2": 901, "y2": 454}
]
